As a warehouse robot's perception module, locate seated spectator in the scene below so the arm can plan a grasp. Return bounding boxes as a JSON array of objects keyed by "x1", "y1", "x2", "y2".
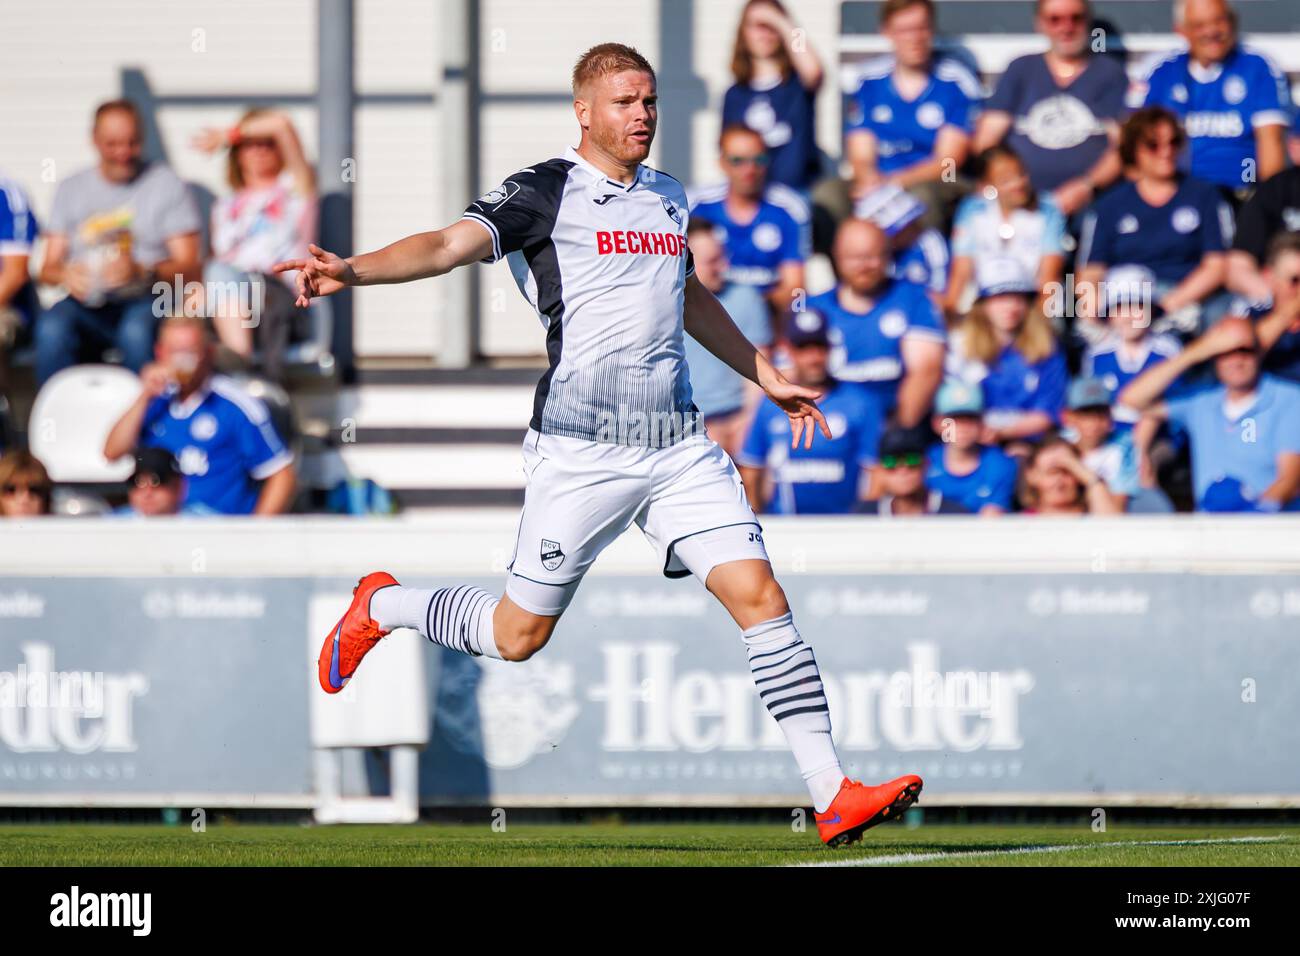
[
  {"x1": 723, "y1": 0, "x2": 823, "y2": 196},
  {"x1": 1227, "y1": 166, "x2": 1300, "y2": 302},
  {"x1": 841, "y1": 0, "x2": 979, "y2": 227},
  {"x1": 1129, "y1": 0, "x2": 1289, "y2": 199},
  {"x1": 947, "y1": 145, "x2": 1066, "y2": 317},
  {"x1": 113, "y1": 446, "x2": 216, "y2": 517},
  {"x1": 1081, "y1": 264, "x2": 1184, "y2": 433},
  {"x1": 857, "y1": 423, "x2": 968, "y2": 515},
  {"x1": 973, "y1": 0, "x2": 1124, "y2": 216},
  {"x1": 1227, "y1": 234, "x2": 1300, "y2": 385},
  {"x1": 683, "y1": 219, "x2": 772, "y2": 457},
  {"x1": 1078, "y1": 109, "x2": 1232, "y2": 332},
  {"x1": 1120, "y1": 317, "x2": 1300, "y2": 512},
  {"x1": 689, "y1": 125, "x2": 809, "y2": 310},
  {"x1": 945, "y1": 257, "x2": 1067, "y2": 448},
  {"x1": 0, "y1": 449, "x2": 52, "y2": 518},
  {"x1": 35, "y1": 99, "x2": 201, "y2": 386},
  {"x1": 855, "y1": 184, "x2": 949, "y2": 300},
  {"x1": 102, "y1": 315, "x2": 296, "y2": 515},
  {"x1": 1017, "y1": 434, "x2": 1123, "y2": 514},
  {"x1": 810, "y1": 218, "x2": 945, "y2": 426},
  {"x1": 0, "y1": 174, "x2": 41, "y2": 388},
  {"x1": 737, "y1": 309, "x2": 882, "y2": 514},
  {"x1": 1061, "y1": 377, "x2": 1140, "y2": 508},
  {"x1": 926, "y1": 380, "x2": 1018, "y2": 514},
  {"x1": 190, "y1": 109, "x2": 317, "y2": 379}
]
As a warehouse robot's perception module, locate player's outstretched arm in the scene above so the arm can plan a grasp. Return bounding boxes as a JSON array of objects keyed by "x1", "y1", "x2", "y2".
[
  {"x1": 272, "y1": 219, "x2": 493, "y2": 307},
  {"x1": 683, "y1": 274, "x2": 830, "y2": 449}
]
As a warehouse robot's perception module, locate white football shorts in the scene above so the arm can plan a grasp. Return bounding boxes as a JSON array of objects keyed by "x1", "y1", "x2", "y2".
[{"x1": 504, "y1": 428, "x2": 769, "y2": 616}]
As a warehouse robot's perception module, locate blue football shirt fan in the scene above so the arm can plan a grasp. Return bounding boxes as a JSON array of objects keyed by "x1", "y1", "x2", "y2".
[
  {"x1": 810, "y1": 278, "x2": 945, "y2": 411},
  {"x1": 945, "y1": 257, "x2": 1067, "y2": 434},
  {"x1": 924, "y1": 380, "x2": 1019, "y2": 513},
  {"x1": 1133, "y1": 45, "x2": 1292, "y2": 190},
  {"x1": 141, "y1": 374, "x2": 294, "y2": 514},
  {"x1": 688, "y1": 183, "x2": 809, "y2": 293},
  {"x1": 845, "y1": 55, "x2": 980, "y2": 176},
  {"x1": 737, "y1": 310, "x2": 882, "y2": 515}
]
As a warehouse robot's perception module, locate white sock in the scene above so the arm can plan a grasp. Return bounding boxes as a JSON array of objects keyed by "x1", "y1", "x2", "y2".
[
  {"x1": 370, "y1": 585, "x2": 502, "y2": 660},
  {"x1": 743, "y1": 612, "x2": 845, "y2": 813}
]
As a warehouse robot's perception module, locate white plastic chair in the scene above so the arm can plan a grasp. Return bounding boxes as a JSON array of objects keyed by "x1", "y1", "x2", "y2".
[{"x1": 28, "y1": 364, "x2": 142, "y2": 482}]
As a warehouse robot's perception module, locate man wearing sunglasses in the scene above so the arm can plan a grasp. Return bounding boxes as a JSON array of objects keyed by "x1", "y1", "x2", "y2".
[
  {"x1": 688, "y1": 124, "x2": 809, "y2": 310},
  {"x1": 1120, "y1": 313, "x2": 1300, "y2": 512},
  {"x1": 857, "y1": 423, "x2": 968, "y2": 516}
]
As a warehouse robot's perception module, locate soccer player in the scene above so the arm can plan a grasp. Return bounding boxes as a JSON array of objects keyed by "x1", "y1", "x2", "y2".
[{"x1": 274, "y1": 43, "x2": 922, "y2": 847}]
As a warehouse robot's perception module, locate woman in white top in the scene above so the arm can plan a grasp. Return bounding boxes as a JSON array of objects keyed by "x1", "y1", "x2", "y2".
[
  {"x1": 191, "y1": 110, "x2": 317, "y2": 371},
  {"x1": 946, "y1": 144, "x2": 1066, "y2": 317}
]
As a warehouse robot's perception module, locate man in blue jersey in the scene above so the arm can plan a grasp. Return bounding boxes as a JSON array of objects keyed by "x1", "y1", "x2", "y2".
[
  {"x1": 737, "y1": 309, "x2": 882, "y2": 515},
  {"x1": 1130, "y1": 0, "x2": 1290, "y2": 195},
  {"x1": 0, "y1": 175, "x2": 40, "y2": 384},
  {"x1": 926, "y1": 380, "x2": 1018, "y2": 514},
  {"x1": 810, "y1": 218, "x2": 945, "y2": 426},
  {"x1": 843, "y1": 0, "x2": 980, "y2": 229},
  {"x1": 688, "y1": 124, "x2": 809, "y2": 310},
  {"x1": 102, "y1": 315, "x2": 296, "y2": 515}
]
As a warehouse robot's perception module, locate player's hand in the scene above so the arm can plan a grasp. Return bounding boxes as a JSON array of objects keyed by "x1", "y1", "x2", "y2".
[
  {"x1": 273, "y1": 243, "x2": 357, "y2": 307},
  {"x1": 764, "y1": 378, "x2": 832, "y2": 450}
]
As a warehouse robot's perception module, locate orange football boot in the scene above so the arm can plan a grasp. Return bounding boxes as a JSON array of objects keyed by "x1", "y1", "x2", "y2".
[
  {"x1": 318, "y1": 572, "x2": 400, "y2": 694},
  {"x1": 815, "y1": 774, "x2": 924, "y2": 847}
]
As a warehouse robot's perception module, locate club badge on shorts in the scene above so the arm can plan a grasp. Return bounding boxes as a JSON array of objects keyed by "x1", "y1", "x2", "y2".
[{"x1": 541, "y1": 539, "x2": 565, "y2": 571}]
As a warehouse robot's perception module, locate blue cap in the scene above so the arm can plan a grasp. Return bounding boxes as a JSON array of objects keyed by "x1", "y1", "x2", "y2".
[
  {"x1": 975, "y1": 256, "x2": 1036, "y2": 299},
  {"x1": 935, "y1": 380, "x2": 985, "y2": 416},
  {"x1": 783, "y1": 308, "x2": 831, "y2": 348},
  {"x1": 1067, "y1": 376, "x2": 1114, "y2": 411},
  {"x1": 853, "y1": 184, "x2": 926, "y2": 237}
]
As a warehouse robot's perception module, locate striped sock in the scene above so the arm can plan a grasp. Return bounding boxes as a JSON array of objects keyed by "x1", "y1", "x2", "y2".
[
  {"x1": 370, "y1": 585, "x2": 502, "y2": 660},
  {"x1": 744, "y1": 612, "x2": 844, "y2": 813}
]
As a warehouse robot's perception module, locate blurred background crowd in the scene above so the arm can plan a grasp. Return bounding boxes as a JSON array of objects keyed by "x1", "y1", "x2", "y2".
[{"x1": 3, "y1": 0, "x2": 1300, "y2": 520}]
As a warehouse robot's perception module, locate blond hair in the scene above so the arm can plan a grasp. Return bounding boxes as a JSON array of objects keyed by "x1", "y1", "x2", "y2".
[
  {"x1": 958, "y1": 299, "x2": 1058, "y2": 366},
  {"x1": 572, "y1": 43, "x2": 656, "y2": 97}
]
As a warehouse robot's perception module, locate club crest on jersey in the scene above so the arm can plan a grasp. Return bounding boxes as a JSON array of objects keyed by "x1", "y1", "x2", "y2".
[
  {"x1": 541, "y1": 539, "x2": 565, "y2": 571},
  {"x1": 476, "y1": 181, "x2": 520, "y2": 209},
  {"x1": 660, "y1": 196, "x2": 682, "y2": 225}
]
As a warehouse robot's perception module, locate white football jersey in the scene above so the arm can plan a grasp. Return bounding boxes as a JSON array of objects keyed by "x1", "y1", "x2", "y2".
[{"x1": 463, "y1": 146, "x2": 701, "y2": 448}]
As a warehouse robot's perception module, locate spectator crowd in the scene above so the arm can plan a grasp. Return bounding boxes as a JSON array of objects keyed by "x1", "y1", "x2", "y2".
[
  {"x1": 4, "y1": 0, "x2": 1300, "y2": 520},
  {"x1": 691, "y1": 0, "x2": 1300, "y2": 517}
]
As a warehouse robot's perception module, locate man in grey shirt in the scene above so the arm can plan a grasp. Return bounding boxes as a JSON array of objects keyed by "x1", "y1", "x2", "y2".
[{"x1": 35, "y1": 99, "x2": 201, "y2": 385}]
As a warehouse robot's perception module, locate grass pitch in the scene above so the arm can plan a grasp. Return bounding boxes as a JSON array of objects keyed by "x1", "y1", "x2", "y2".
[{"x1": 1, "y1": 821, "x2": 1298, "y2": 866}]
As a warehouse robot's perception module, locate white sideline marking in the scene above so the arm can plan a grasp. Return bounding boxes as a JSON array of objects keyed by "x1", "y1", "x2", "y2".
[{"x1": 791, "y1": 835, "x2": 1287, "y2": 867}]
